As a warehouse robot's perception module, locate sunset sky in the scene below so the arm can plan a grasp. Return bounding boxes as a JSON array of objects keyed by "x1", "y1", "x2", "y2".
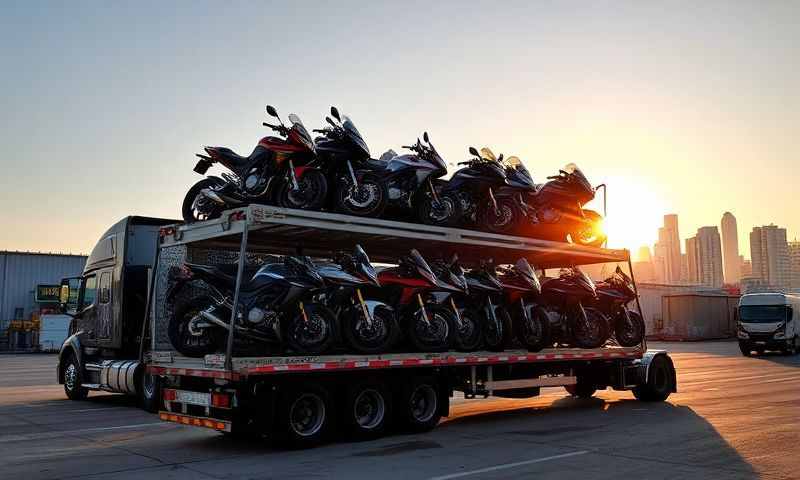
[{"x1": 1, "y1": 1, "x2": 798, "y2": 259}]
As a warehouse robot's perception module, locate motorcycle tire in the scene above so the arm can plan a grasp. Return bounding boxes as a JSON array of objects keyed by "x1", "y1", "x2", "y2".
[
  {"x1": 482, "y1": 305, "x2": 513, "y2": 352},
  {"x1": 479, "y1": 197, "x2": 519, "y2": 235},
  {"x1": 571, "y1": 307, "x2": 609, "y2": 349},
  {"x1": 407, "y1": 304, "x2": 453, "y2": 353},
  {"x1": 285, "y1": 303, "x2": 336, "y2": 355},
  {"x1": 335, "y1": 175, "x2": 388, "y2": 218},
  {"x1": 514, "y1": 305, "x2": 550, "y2": 352},
  {"x1": 417, "y1": 191, "x2": 461, "y2": 227},
  {"x1": 451, "y1": 307, "x2": 482, "y2": 352},
  {"x1": 168, "y1": 295, "x2": 223, "y2": 358},
  {"x1": 341, "y1": 303, "x2": 397, "y2": 354},
  {"x1": 182, "y1": 178, "x2": 226, "y2": 224},
  {"x1": 569, "y1": 210, "x2": 606, "y2": 248},
  {"x1": 614, "y1": 310, "x2": 645, "y2": 347},
  {"x1": 277, "y1": 169, "x2": 328, "y2": 211}
]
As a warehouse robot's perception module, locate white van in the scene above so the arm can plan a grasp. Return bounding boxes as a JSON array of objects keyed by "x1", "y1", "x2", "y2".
[{"x1": 737, "y1": 293, "x2": 799, "y2": 356}]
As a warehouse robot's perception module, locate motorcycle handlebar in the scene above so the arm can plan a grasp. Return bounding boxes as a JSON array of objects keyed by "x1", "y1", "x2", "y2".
[{"x1": 546, "y1": 175, "x2": 559, "y2": 180}]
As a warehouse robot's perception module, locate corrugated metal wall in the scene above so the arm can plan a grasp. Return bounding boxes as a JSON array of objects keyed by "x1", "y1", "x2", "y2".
[
  {"x1": 661, "y1": 294, "x2": 739, "y2": 340},
  {"x1": 0, "y1": 252, "x2": 87, "y2": 331}
]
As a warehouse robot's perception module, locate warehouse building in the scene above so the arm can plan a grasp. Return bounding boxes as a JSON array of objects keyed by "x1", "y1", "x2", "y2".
[{"x1": 0, "y1": 251, "x2": 87, "y2": 350}]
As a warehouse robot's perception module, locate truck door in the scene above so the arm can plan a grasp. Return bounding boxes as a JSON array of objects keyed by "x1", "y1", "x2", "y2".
[
  {"x1": 96, "y1": 271, "x2": 114, "y2": 344},
  {"x1": 77, "y1": 275, "x2": 99, "y2": 346}
]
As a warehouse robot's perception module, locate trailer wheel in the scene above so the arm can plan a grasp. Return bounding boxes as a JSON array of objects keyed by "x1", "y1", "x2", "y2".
[
  {"x1": 275, "y1": 385, "x2": 332, "y2": 449},
  {"x1": 62, "y1": 352, "x2": 88, "y2": 401},
  {"x1": 396, "y1": 377, "x2": 441, "y2": 433},
  {"x1": 633, "y1": 354, "x2": 674, "y2": 402},
  {"x1": 343, "y1": 382, "x2": 391, "y2": 440},
  {"x1": 564, "y1": 378, "x2": 596, "y2": 399},
  {"x1": 137, "y1": 370, "x2": 161, "y2": 413}
]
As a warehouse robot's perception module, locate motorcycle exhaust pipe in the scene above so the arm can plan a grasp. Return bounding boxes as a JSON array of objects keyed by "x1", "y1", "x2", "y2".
[{"x1": 200, "y1": 188, "x2": 226, "y2": 205}]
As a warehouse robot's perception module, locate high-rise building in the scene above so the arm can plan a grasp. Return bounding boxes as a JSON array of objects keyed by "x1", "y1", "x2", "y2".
[
  {"x1": 789, "y1": 239, "x2": 800, "y2": 290},
  {"x1": 663, "y1": 214, "x2": 682, "y2": 282},
  {"x1": 685, "y1": 227, "x2": 724, "y2": 287},
  {"x1": 637, "y1": 246, "x2": 652, "y2": 263},
  {"x1": 685, "y1": 237, "x2": 699, "y2": 283},
  {"x1": 720, "y1": 212, "x2": 741, "y2": 284},
  {"x1": 750, "y1": 225, "x2": 791, "y2": 289},
  {"x1": 653, "y1": 240, "x2": 670, "y2": 283},
  {"x1": 741, "y1": 258, "x2": 752, "y2": 278}
]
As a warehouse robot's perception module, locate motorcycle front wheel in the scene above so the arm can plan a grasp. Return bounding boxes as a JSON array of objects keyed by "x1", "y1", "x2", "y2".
[
  {"x1": 482, "y1": 305, "x2": 513, "y2": 352},
  {"x1": 342, "y1": 303, "x2": 397, "y2": 354},
  {"x1": 569, "y1": 210, "x2": 606, "y2": 248},
  {"x1": 182, "y1": 178, "x2": 226, "y2": 224},
  {"x1": 285, "y1": 303, "x2": 336, "y2": 354},
  {"x1": 278, "y1": 169, "x2": 328, "y2": 211},
  {"x1": 571, "y1": 307, "x2": 609, "y2": 349},
  {"x1": 614, "y1": 309, "x2": 645, "y2": 347},
  {"x1": 335, "y1": 176, "x2": 388, "y2": 218},
  {"x1": 168, "y1": 296, "x2": 223, "y2": 358},
  {"x1": 514, "y1": 305, "x2": 550, "y2": 352},
  {"x1": 451, "y1": 306, "x2": 482, "y2": 352},
  {"x1": 417, "y1": 191, "x2": 461, "y2": 227},
  {"x1": 406, "y1": 304, "x2": 452, "y2": 353},
  {"x1": 479, "y1": 197, "x2": 519, "y2": 234}
]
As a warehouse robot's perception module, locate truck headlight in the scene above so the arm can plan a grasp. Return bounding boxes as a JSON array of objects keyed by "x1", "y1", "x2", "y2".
[
  {"x1": 737, "y1": 329, "x2": 749, "y2": 339},
  {"x1": 774, "y1": 331, "x2": 786, "y2": 339}
]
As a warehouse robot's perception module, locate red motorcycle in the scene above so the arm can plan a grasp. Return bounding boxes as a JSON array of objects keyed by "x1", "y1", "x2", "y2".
[
  {"x1": 182, "y1": 105, "x2": 327, "y2": 223},
  {"x1": 369, "y1": 249, "x2": 456, "y2": 352}
]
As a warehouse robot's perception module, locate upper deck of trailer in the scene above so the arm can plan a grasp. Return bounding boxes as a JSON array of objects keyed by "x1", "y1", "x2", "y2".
[{"x1": 156, "y1": 205, "x2": 629, "y2": 268}]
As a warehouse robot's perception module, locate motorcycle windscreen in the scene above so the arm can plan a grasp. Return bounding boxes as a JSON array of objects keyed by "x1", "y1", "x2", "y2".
[
  {"x1": 342, "y1": 115, "x2": 370, "y2": 158},
  {"x1": 409, "y1": 249, "x2": 438, "y2": 286},
  {"x1": 563, "y1": 163, "x2": 594, "y2": 198},
  {"x1": 288, "y1": 114, "x2": 317, "y2": 154},
  {"x1": 515, "y1": 258, "x2": 541, "y2": 293},
  {"x1": 354, "y1": 244, "x2": 379, "y2": 285}
]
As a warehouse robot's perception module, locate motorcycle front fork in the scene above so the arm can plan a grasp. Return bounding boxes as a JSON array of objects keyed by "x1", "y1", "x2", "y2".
[
  {"x1": 450, "y1": 297, "x2": 464, "y2": 329},
  {"x1": 417, "y1": 293, "x2": 431, "y2": 326},
  {"x1": 288, "y1": 159, "x2": 300, "y2": 191},
  {"x1": 355, "y1": 288, "x2": 374, "y2": 328},
  {"x1": 347, "y1": 160, "x2": 359, "y2": 188}
]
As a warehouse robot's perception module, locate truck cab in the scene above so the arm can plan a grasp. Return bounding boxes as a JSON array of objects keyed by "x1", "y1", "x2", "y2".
[
  {"x1": 737, "y1": 293, "x2": 799, "y2": 356},
  {"x1": 57, "y1": 216, "x2": 175, "y2": 411}
]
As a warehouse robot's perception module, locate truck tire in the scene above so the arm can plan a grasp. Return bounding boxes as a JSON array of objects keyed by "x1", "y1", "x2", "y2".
[
  {"x1": 565, "y1": 380, "x2": 597, "y2": 399},
  {"x1": 395, "y1": 376, "x2": 441, "y2": 433},
  {"x1": 633, "y1": 354, "x2": 674, "y2": 402},
  {"x1": 739, "y1": 341, "x2": 752, "y2": 357},
  {"x1": 137, "y1": 370, "x2": 161, "y2": 413},
  {"x1": 62, "y1": 352, "x2": 88, "y2": 401},
  {"x1": 342, "y1": 381, "x2": 392, "y2": 440},
  {"x1": 782, "y1": 336, "x2": 798, "y2": 356},
  {"x1": 274, "y1": 385, "x2": 332, "y2": 449}
]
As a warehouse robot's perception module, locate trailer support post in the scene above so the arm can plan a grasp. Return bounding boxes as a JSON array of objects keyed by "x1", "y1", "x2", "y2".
[
  {"x1": 627, "y1": 255, "x2": 646, "y2": 351},
  {"x1": 138, "y1": 233, "x2": 162, "y2": 362},
  {"x1": 225, "y1": 221, "x2": 250, "y2": 371}
]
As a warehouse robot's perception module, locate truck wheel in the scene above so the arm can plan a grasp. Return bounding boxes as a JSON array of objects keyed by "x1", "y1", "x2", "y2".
[
  {"x1": 62, "y1": 352, "x2": 88, "y2": 401},
  {"x1": 137, "y1": 370, "x2": 161, "y2": 413},
  {"x1": 395, "y1": 377, "x2": 441, "y2": 433},
  {"x1": 739, "y1": 341, "x2": 752, "y2": 357},
  {"x1": 343, "y1": 382, "x2": 391, "y2": 440},
  {"x1": 633, "y1": 354, "x2": 674, "y2": 402},
  {"x1": 564, "y1": 380, "x2": 597, "y2": 399},
  {"x1": 782, "y1": 336, "x2": 798, "y2": 356},
  {"x1": 274, "y1": 385, "x2": 332, "y2": 449}
]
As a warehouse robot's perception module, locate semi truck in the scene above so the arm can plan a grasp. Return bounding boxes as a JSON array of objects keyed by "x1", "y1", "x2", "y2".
[
  {"x1": 58, "y1": 205, "x2": 676, "y2": 447},
  {"x1": 737, "y1": 292, "x2": 799, "y2": 356}
]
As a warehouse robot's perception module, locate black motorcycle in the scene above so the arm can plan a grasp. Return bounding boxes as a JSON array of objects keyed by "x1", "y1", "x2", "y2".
[
  {"x1": 313, "y1": 107, "x2": 388, "y2": 217},
  {"x1": 496, "y1": 258, "x2": 549, "y2": 352},
  {"x1": 166, "y1": 255, "x2": 335, "y2": 357},
  {"x1": 515, "y1": 163, "x2": 606, "y2": 247},
  {"x1": 182, "y1": 105, "x2": 325, "y2": 223},
  {"x1": 539, "y1": 267, "x2": 609, "y2": 349},
  {"x1": 315, "y1": 245, "x2": 397, "y2": 354},
  {"x1": 430, "y1": 255, "x2": 483, "y2": 352},
  {"x1": 464, "y1": 260, "x2": 514, "y2": 351},
  {"x1": 347, "y1": 132, "x2": 449, "y2": 224},
  {"x1": 591, "y1": 266, "x2": 645, "y2": 347},
  {"x1": 424, "y1": 147, "x2": 516, "y2": 233}
]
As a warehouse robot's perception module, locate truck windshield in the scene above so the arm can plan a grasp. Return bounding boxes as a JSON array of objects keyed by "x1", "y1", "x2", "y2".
[{"x1": 739, "y1": 305, "x2": 788, "y2": 323}]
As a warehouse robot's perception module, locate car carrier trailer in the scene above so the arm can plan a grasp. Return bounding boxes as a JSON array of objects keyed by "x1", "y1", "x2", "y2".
[{"x1": 141, "y1": 205, "x2": 675, "y2": 448}]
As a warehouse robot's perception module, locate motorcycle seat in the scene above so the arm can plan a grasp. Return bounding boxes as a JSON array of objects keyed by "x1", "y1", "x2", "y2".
[{"x1": 208, "y1": 147, "x2": 253, "y2": 168}]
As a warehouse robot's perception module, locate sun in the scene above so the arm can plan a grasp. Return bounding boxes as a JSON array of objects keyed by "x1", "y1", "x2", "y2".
[{"x1": 585, "y1": 175, "x2": 666, "y2": 258}]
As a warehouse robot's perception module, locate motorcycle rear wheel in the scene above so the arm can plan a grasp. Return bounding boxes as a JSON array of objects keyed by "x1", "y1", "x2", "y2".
[
  {"x1": 168, "y1": 296, "x2": 223, "y2": 357},
  {"x1": 569, "y1": 210, "x2": 606, "y2": 247},
  {"x1": 182, "y1": 178, "x2": 226, "y2": 224},
  {"x1": 335, "y1": 176, "x2": 388, "y2": 218},
  {"x1": 278, "y1": 170, "x2": 328, "y2": 211}
]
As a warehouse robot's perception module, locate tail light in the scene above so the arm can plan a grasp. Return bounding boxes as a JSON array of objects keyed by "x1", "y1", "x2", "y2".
[
  {"x1": 163, "y1": 389, "x2": 177, "y2": 402},
  {"x1": 211, "y1": 392, "x2": 231, "y2": 409}
]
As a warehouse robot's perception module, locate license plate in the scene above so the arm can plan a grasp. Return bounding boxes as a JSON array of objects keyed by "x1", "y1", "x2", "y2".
[
  {"x1": 175, "y1": 390, "x2": 211, "y2": 406},
  {"x1": 193, "y1": 159, "x2": 212, "y2": 174}
]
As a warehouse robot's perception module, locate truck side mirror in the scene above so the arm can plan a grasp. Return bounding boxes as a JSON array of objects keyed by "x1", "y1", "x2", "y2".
[{"x1": 59, "y1": 277, "x2": 81, "y2": 316}]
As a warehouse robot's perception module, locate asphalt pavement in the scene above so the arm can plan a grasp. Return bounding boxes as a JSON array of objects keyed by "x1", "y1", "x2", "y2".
[{"x1": 0, "y1": 341, "x2": 797, "y2": 479}]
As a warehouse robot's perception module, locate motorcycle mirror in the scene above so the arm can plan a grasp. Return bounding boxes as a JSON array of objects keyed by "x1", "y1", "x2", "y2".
[
  {"x1": 266, "y1": 105, "x2": 278, "y2": 118},
  {"x1": 468, "y1": 146, "x2": 480, "y2": 157},
  {"x1": 330, "y1": 106, "x2": 341, "y2": 121},
  {"x1": 498, "y1": 153, "x2": 504, "y2": 162},
  {"x1": 423, "y1": 131, "x2": 430, "y2": 143},
  {"x1": 326, "y1": 116, "x2": 337, "y2": 128}
]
